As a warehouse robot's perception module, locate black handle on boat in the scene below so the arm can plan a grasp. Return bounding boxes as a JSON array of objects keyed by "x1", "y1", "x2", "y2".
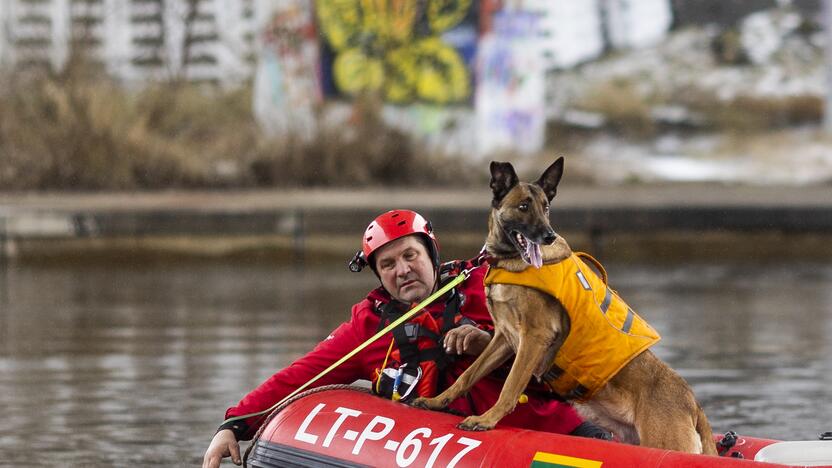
[{"x1": 717, "y1": 431, "x2": 739, "y2": 456}]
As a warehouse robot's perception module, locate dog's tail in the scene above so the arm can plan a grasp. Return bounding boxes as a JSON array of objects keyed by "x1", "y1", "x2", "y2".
[{"x1": 696, "y1": 404, "x2": 718, "y2": 455}]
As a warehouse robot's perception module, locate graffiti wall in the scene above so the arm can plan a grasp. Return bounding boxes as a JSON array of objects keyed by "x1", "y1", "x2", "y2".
[
  {"x1": 476, "y1": 9, "x2": 545, "y2": 155},
  {"x1": 253, "y1": 0, "x2": 321, "y2": 141},
  {"x1": 315, "y1": 0, "x2": 478, "y2": 106},
  {"x1": 253, "y1": 0, "x2": 671, "y2": 156}
]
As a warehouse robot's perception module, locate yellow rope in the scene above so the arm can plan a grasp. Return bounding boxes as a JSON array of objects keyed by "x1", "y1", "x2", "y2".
[
  {"x1": 220, "y1": 269, "x2": 473, "y2": 426},
  {"x1": 374, "y1": 337, "x2": 396, "y2": 394}
]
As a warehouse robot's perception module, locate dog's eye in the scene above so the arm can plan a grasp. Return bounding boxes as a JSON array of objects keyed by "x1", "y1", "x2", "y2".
[{"x1": 518, "y1": 203, "x2": 528, "y2": 212}]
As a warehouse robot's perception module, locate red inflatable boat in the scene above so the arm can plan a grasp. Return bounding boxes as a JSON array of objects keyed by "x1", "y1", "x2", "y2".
[{"x1": 245, "y1": 386, "x2": 832, "y2": 468}]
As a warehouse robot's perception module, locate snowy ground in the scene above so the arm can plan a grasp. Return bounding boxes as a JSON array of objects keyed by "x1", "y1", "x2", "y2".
[
  {"x1": 568, "y1": 128, "x2": 832, "y2": 185},
  {"x1": 546, "y1": 7, "x2": 832, "y2": 186}
]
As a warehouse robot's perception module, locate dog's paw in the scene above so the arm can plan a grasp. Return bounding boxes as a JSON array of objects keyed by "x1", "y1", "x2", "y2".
[
  {"x1": 457, "y1": 417, "x2": 495, "y2": 432},
  {"x1": 410, "y1": 397, "x2": 446, "y2": 410}
]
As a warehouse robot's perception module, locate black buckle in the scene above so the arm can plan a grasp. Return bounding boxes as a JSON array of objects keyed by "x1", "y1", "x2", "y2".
[
  {"x1": 403, "y1": 323, "x2": 420, "y2": 342},
  {"x1": 543, "y1": 365, "x2": 564, "y2": 382},
  {"x1": 566, "y1": 384, "x2": 589, "y2": 400}
]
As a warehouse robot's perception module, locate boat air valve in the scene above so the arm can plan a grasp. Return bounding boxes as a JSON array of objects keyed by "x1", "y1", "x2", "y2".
[{"x1": 820, "y1": 431, "x2": 832, "y2": 440}]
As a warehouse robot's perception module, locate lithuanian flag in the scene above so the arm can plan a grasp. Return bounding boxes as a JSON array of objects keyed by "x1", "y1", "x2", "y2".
[{"x1": 530, "y1": 451, "x2": 603, "y2": 468}]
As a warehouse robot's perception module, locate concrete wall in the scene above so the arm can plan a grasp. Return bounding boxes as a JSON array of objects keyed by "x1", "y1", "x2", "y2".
[
  {"x1": 527, "y1": 0, "x2": 605, "y2": 69},
  {"x1": 476, "y1": 8, "x2": 546, "y2": 155},
  {"x1": 252, "y1": 0, "x2": 320, "y2": 141},
  {"x1": 605, "y1": 0, "x2": 673, "y2": 49}
]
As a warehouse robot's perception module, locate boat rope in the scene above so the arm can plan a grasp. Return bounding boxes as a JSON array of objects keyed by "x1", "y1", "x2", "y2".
[
  {"x1": 242, "y1": 384, "x2": 370, "y2": 467},
  {"x1": 221, "y1": 267, "x2": 477, "y2": 445}
]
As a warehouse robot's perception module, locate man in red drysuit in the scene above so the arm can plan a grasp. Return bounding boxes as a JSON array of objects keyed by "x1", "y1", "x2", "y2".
[{"x1": 203, "y1": 210, "x2": 609, "y2": 468}]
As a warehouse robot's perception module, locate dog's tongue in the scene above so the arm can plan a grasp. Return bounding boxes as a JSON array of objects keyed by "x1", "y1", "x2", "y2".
[{"x1": 526, "y1": 240, "x2": 543, "y2": 268}]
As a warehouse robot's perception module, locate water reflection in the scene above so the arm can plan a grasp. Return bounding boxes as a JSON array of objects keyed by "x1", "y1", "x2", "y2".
[
  {"x1": 618, "y1": 262, "x2": 832, "y2": 439},
  {"x1": 0, "y1": 259, "x2": 830, "y2": 465}
]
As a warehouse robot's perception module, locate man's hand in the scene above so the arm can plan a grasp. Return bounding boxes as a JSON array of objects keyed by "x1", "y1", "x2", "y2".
[
  {"x1": 203, "y1": 429, "x2": 241, "y2": 468},
  {"x1": 443, "y1": 324, "x2": 491, "y2": 356}
]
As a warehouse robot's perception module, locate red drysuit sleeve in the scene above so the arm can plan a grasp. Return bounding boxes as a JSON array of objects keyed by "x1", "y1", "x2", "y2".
[{"x1": 223, "y1": 302, "x2": 376, "y2": 439}]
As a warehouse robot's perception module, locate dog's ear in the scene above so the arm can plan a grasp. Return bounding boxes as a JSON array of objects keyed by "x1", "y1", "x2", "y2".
[
  {"x1": 535, "y1": 157, "x2": 564, "y2": 202},
  {"x1": 490, "y1": 161, "x2": 518, "y2": 206}
]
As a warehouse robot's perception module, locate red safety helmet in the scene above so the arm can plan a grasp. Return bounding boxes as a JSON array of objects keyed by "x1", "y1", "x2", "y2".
[{"x1": 348, "y1": 210, "x2": 440, "y2": 273}]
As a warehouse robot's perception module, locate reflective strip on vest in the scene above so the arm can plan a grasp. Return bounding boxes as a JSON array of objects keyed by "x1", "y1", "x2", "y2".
[
  {"x1": 484, "y1": 254, "x2": 661, "y2": 401},
  {"x1": 600, "y1": 287, "x2": 612, "y2": 314}
]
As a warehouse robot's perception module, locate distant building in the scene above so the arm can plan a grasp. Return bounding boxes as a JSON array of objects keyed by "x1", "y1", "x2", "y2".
[
  {"x1": 0, "y1": 0, "x2": 258, "y2": 86},
  {"x1": 0, "y1": 2, "x2": 8, "y2": 67}
]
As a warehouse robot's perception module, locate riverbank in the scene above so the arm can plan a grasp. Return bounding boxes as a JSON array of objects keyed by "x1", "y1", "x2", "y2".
[{"x1": 2, "y1": 184, "x2": 832, "y2": 262}]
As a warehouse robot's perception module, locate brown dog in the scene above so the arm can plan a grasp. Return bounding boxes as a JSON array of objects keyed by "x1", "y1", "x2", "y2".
[{"x1": 413, "y1": 158, "x2": 717, "y2": 454}]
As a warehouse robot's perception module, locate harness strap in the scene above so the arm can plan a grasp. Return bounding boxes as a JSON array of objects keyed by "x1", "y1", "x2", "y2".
[
  {"x1": 542, "y1": 363, "x2": 589, "y2": 402},
  {"x1": 377, "y1": 302, "x2": 421, "y2": 370},
  {"x1": 375, "y1": 273, "x2": 467, "y2": 372},
  {"x1": 376, "y1": 304, "x2": 444, "y2": 342},
  {"x1": 575, "y1": 251, "x2": 608, "y2": 285},
  {"x1": 391, "y1": 314, "x2": 422, "y2": 368},
  {"x1": 440, "y1": 287, "x2": 462, "y2": 335}
]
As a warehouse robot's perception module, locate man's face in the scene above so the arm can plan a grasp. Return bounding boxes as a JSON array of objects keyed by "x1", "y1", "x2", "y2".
[{"x1": 374, "y1": 235, "x2": 436, "y2": 304}]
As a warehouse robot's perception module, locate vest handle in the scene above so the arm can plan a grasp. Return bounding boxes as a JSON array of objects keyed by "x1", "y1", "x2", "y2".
[{"x1": 575, "y1": 252, "x2": 608, "y2": 285}]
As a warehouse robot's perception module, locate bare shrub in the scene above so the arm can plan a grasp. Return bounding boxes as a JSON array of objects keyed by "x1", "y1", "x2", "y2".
[
  {"x1": 0, "y1": 66, "x2": 478, "y2": 190},
  {"x1": 0, "y1": 48, "x2": 142, "y2": 189},
  {"x1": 249, "y1": 96, "x2": 479, "y2": 188}
]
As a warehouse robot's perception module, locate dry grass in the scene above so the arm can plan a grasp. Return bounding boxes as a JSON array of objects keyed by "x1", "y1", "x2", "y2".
[
  {"x1": 575, "y1": 78, "x2": 656, "y2": 138},
  {"x1": 683, "y1": 92, "x2": 822, "y2": 132},
  {"x1": 0, "y1": 65, "x2": 479, "y2": 191},
  {"x1": 568, "y1": 77, "x2": 822, "y2": 138},
  {"x1": 0, "y1": 62, "x2": 260, "y2": 190}
]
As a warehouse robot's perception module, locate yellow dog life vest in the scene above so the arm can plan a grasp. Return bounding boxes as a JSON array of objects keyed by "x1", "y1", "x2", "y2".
[{"x1": 484, "y1": 253, "x2": 660, "y2": 401}]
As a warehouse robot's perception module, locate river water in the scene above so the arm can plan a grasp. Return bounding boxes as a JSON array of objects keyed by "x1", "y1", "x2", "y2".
[{"x1": 1, "y1": 258, "x2": 831, "y2": 466}]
